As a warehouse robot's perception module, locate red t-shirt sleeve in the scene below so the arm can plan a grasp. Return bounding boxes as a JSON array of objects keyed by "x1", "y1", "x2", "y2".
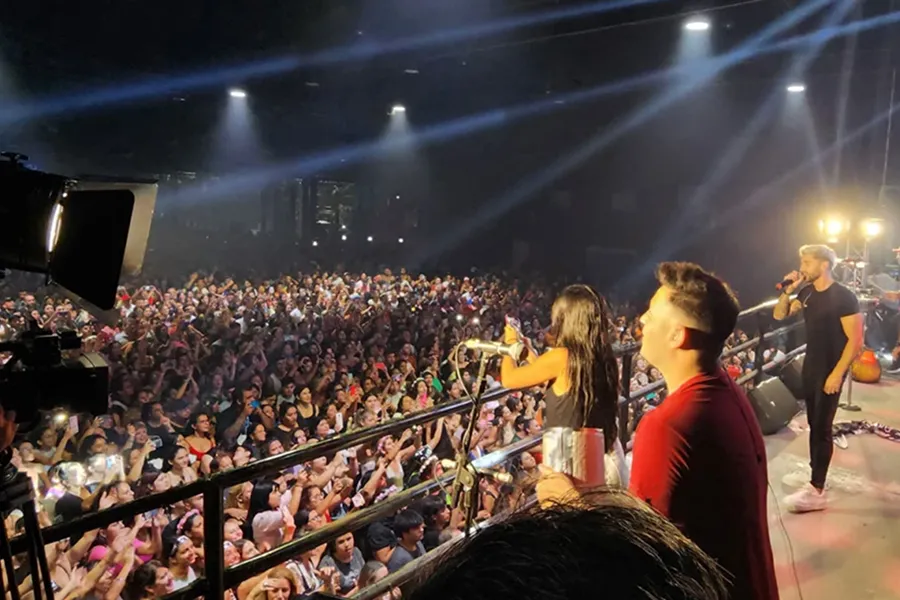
[{"x1": 629, "y1": 412, "x2": 689, "y2": 519}]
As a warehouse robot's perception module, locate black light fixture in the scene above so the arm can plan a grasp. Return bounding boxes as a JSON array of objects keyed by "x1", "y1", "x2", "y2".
[{"x1": 0, "y1": 152, "x2": 157, "y2": 311}]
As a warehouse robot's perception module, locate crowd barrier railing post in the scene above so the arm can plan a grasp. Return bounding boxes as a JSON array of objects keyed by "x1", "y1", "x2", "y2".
[
  {"x1": 618, "y1": 351, "x2": 634, "y2": 447},
  {"x1": 752, "y1": 312, "x2": 768, "y2": 387},
  {"x1": 203, "y1": 479, "x2": 226, "y2": 600}
]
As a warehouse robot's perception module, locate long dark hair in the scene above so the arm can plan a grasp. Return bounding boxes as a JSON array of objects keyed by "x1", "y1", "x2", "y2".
[
  {"x1": 548, "y1": 284, "x2": 619, "y2": 452},
  {"x1": 247, "y1": 479, "x2": 277, "y2": 527}
]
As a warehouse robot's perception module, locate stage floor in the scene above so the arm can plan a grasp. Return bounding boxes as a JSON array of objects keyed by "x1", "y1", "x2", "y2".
[{"x1": 765, "y1": 376, "x2": 900, "y2": 600}]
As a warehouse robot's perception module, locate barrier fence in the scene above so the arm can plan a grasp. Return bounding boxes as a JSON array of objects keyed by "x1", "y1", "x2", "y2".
[{"x1": 9, "y1": 293, "x2": 868, "y2": 600}]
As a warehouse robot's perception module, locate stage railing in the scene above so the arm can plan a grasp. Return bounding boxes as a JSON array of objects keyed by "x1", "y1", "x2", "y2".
[{"x1": 9, "y1": 294, "x2": 872, "y2": 600}]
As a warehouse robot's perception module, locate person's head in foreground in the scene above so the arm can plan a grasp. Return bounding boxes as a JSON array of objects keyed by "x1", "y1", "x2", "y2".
[
  {"x1": 639, "y1": 262, "x2": 739, "y2": 375},
  {"x1": 406, "y1": 488, "x2": 728, "y2": 600}
]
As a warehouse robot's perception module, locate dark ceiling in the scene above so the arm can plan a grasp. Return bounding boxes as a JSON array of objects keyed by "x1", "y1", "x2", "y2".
[{"x1": 0, "y1": 0, "x2": 897, "y2": 175}]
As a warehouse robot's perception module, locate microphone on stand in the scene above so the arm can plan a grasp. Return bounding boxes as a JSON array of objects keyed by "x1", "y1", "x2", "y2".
[{"x1": 463, "y1": 339, "x2": 525, "y2": 360}]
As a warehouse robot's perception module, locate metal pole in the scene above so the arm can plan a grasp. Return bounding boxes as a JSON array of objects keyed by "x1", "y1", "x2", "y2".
[
  {"x1": 22, "y1": 500, "x2": 55, "y2": 600},
  {"x1": 618, "y1": 352, "x2": 634, "y2": 446},
  {"x1": 880, "y1": 68, "x2": 897, "y2": 204},
  {"x1": 203, "y1": 482, "x2": 225, "y2": 600},
  {"x1": 840, "y1": 374, "x2": 860, "y2": 411}
]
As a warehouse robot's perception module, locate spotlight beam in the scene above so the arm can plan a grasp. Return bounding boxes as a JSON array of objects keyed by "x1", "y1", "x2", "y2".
[
  {"x1": 414, "y1": 0, "x2": 837, "y2": 266},
  {"x1": 619, "y1": 0, "x2": 858, "y2": 291},
  {"x1": 0, "y1": 0, "x2": 896, "y2": 128},
  {"x1": 0, "y1": 0, "x2": 665, "y2": 124},
  {"x1": 683, "y1": 100, "x2": 900, "y2": 252},
  {"x1": 162, "y1": 7, "x2": 900, "y2": 208}
]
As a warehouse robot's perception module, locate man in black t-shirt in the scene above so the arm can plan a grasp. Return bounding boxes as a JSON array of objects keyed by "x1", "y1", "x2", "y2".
[{"x1": 774, "y1": 244, "x2": 863, "y2": 513}]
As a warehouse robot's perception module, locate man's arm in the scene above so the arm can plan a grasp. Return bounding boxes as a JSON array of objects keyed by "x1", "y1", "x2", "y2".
[
  {"x1": 774, "y1": 272, "x2": 805, "y2": 321},
  {"x1": 773, "y1": 293, "x2": 803, "y2": 321},
  {"x1": 831, "y1": 313, "x2": 864, "y2": 379}
]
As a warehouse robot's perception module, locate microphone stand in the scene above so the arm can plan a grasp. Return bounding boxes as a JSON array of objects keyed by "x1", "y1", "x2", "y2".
[{"x1": 450, "y1": 353, "x2": 490, "y2": 538}]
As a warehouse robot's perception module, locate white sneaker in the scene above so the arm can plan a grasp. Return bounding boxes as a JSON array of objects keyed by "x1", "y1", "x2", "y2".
[{"x1": 784, "y1": 484, "x2": 827, "y2": 513}]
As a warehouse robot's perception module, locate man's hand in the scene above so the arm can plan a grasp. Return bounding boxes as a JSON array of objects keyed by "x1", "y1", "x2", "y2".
[
  {"x1": 782, "y1": 271, "x2": 805, "y2": 294},
  {"x1": 824, "y1": 370, "x2": 844, "y2": 395},
  {"x1": 535, "y1": 465, "x2": 580, "y2": 509}
]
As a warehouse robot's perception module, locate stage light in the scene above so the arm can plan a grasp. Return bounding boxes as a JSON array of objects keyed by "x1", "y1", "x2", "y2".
[
  {"x1": 786, "y1": 83, "x2": 806, "y2": 93},
  {"x1": 312, "y1": 240, "x2": 318, "y2": 247},
  {"x1": 367, "y1": 236, "x2": 373, "y2": 242},
  {"x1": 398, "y1": 237, "x2": 404, "y2": 244},
  {"x1": 46, "y1": 203, "x2": 64, "y2": 253},
  {"x1": 862, "y1": 218, "x2": 884, "y2": 239},
  {"x1": 229, "y1": 88, "x2": 247, "y2": 98},
  {"x1": 390, "y1": 104, "x2": 406, "y2": 115},
  {"x1": 341, "y1": 234, "x2": 347, "y2": 241},
  {"x1": 818, "y1": 218, "x2": 848, "y2": 238},
  {"x1": 0, "y1": 154, "x2": 157, "y2": 311},
  {"x1": 684, "y1": 18, "x2": 710, "y2": 32}
]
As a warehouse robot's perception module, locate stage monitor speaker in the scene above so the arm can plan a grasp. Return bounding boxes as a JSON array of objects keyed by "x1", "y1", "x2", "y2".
[
  {"x1": 748, "y1": 377, "x2": 800, "y2": 436},
  {"x1": 778, "y1": 355, "x2": 805, "y2": 400}
]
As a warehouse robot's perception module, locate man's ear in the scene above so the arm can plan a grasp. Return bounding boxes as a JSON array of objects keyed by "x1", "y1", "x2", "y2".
[{"x1": 671, "y1": 324, "x2": 689, "y2": 350}]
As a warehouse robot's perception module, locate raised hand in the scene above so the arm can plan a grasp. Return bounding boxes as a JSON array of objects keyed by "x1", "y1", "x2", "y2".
[{"x1": 98, "y1": 491, "x2": 115, "y2": 510}]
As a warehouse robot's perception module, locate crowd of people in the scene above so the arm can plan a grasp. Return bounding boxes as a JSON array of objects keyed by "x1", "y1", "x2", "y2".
[{"x1": 0, "y1": 268, "x2": 778, "y2": 600}]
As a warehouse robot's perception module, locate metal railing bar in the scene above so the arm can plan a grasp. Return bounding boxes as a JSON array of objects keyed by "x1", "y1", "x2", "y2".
[
  {"x1": 735, "y1": 345, "x2": 806, "y2": 386},
  {"x1": 9, "y1": 478, "x2": 206, "y2": 554},
  {"x1": 471, "y1": 435, "x2": 541, "y2": 470},
  {"x1": 720, "y1": 337, "x2": 760, "y2": 359},
  {"x1": 761, "y1": 321, "x2": 803, "y2": 342},
  {"x1": 212, "y1": 388, "x2": 512, "y2": 488},
  {"x1": 626, "y1": 379, "x2": 666, "y2": 403},
  {"x1": 738, "y1": 298, "x2": 779, "y2": 318},
  {"x1": 221, "y1": 436, "x2": 540, "y2": 590}
]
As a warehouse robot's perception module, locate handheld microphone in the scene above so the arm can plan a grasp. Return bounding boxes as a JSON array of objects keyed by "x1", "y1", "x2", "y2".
[
  {"x1": 776, "y1": 274, "x2": 805, "y2": 291},
  {"x1": 463, "y1": 339, "x2": 524, "y2": 359}
]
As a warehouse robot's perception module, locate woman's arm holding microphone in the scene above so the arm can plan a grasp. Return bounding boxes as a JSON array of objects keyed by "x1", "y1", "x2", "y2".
[{"x1": 499, "y1": 325, "x2": 567, "y2": 389}]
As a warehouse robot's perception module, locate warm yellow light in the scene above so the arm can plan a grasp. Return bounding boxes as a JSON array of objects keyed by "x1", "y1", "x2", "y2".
[
  {"x1": 818, "y1": 218, "x2": 847, "y2": 238},
  {"x1": 861, "y1": 219, "x2": 884, "y2": 239}
]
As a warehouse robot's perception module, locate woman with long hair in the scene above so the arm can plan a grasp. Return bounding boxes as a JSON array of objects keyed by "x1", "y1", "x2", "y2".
[
  {"x1": 499, "y1": 284, "x2": 628, "y2": 487},
  {"x1": 247, "y1": 479, "x2": 296, "y2": 550}
]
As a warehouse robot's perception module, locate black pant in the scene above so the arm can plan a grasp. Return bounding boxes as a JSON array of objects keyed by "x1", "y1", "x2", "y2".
[{"x1": 804, "y1": 384, "x2": 841, "y2": 490}]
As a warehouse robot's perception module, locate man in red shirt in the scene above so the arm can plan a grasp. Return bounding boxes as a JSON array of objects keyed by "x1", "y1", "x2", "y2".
[{"x1": 630, "y1": 262, "x2": 778, "y2": 600}]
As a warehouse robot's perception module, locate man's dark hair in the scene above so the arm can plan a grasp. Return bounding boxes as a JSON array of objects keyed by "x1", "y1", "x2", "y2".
[
  {"x1": 656, "y1": 262, "x2": 740, "y2": 358},
  {"x1": 407, "y1": 489, "x2": 728, "y2": 600},
  {"x1": 393, "y1": 508, "x2": 424, "y2": 537}
]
